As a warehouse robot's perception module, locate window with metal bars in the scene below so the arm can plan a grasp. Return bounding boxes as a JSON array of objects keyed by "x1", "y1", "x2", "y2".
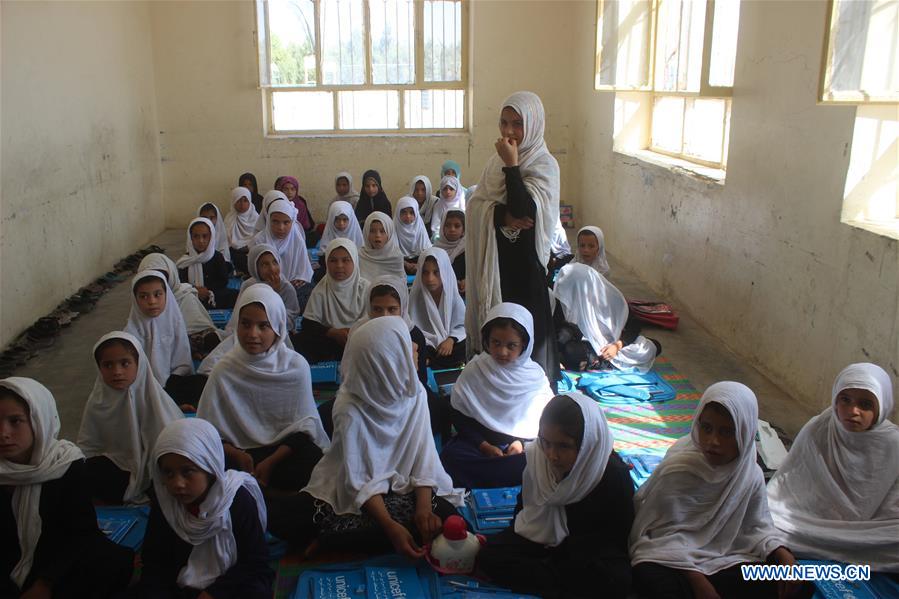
[
  {"x1": 255, "y1": 0, "x2": 467, "y2": 134},
  {"x1": 595, "y1": 0, "x2": 740, "y2": 170}
]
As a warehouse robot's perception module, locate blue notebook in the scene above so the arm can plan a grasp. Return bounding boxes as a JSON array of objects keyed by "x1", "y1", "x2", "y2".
[
  {"x1": 207, "y1": 308, "x2": 232, "y2": 328},
  {"x1": 365, "y1": 566, "x2": 427, "y2": 599},
  {"x1": 98, "y1": 514, "x2": 136, "y2": 544},
  {"x1": 470, "y1": 487, "x2": 520, "y2": 515},
  {"x1": 96, "y1": 505, "x2": 150, "y2": 550},
  {"x1": 310, "y1": 361, "x2": 341, "y2": 384}
]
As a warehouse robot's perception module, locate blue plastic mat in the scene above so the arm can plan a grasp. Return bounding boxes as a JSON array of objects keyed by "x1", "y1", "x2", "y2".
[{"x1": 96, "y1": 505, "x2": 150, "y2": 551}]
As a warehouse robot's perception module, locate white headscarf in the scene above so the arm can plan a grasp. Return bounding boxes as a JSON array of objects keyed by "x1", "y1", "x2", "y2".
[
  {"x1": 253, "y1": 190, "x2": 287, "y2": 234},
  {"x1": 409, "y1": 175, "x2": 437, "y2": 225},
  {"x1": 431, "y1": 176, "x2": 466, "y2": 241},
  {"x1": 224, "y1": 187, "x2": 259, "y2": 249},
  {"x1": 433, "y1": 209, "x2": 466, "y2": 262},
  {"x1": 393, "y1": 196, "x2": 433, "y2": 257},
  {"x1": 151, "y1": 418, "x2": 266, "y2": 590},
  {"x1": 138, "y1": 253, "x2": 218, "y2": 335},
  {"x1": 553, "y1": 263, "x2": 656, "y2": 373},
  {"x1": 243, "y1": 244, "x2": 301, "y2": 328},
  {"x1": 331, "y1": 171, "x2": 360, "y2": 208},
  {"x1": 198, "y1": 246, "x2": 299, "y2": 376},
  {"x1": 196, "y1": 203, "x2": 231, "y2": 262},
  {"x1": 465, "y1": 91, "x2": 560, "y2": 355},
  {"x1": 549, "y1": 219, "x2": 572, "y2": 258},
  {"x1": 0, "y1": 378, "x2": 84, "y2": 588},
  {"x1": 358, "y1": 211, "x2": 405, "y2": 281},
  {"x1": 251, "y1": 199, "x2": 313, "y2": 283},
  {"x1": 767, "y1": 363, "x2": 899, "y2": 572},
  {"x1": 571, "y1": 226, "x2": 609, "y2": 275},
  {"x1": 319, "y1": 200, "x2": 364, "y2": 248},
  {"x1": 629, "y1": 382, "x2": 784, "y2": 574},
  {"x1": 451, "y1": 303, "x2": 554, "y2": 439},
  {"x1": 515, "y1": 392, "x2": 614, "y2": 547},
  {"x1": 409, "y1": 247, "x2": 466, "y2": 349},
  {"x1": 303, "y1": 239, "x2": 370, "y2": 329},
  {"x1": 303, "y1": 317, "x2": 463, "y2": 514},
  {"x1": 125, "y1": 270, "x2": 194, "y2": 384},
  {"x1": 176, "y1": 217, "x2": 218, "y2": 287},
  {"x1": 77, "y1": 332, "x2": 183, "y2": 504},
  {"x1": 197, "y1": 284, "x2": 329, "y2": 451}
]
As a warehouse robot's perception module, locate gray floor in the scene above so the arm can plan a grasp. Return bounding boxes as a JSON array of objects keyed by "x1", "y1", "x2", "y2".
[{"x1": 8, "y1": 228, "x2": 818, "y2": 443}]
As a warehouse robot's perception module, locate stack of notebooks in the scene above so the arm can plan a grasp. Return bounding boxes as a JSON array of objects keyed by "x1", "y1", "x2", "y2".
[{"x1": 460, "y1": 487, "x2": 520, "y2": 535}]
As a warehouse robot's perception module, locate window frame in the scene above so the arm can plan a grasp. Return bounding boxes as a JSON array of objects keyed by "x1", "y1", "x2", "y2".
[
  {"x1": 818, "y1": 0, "x2": 899, "y2": 105},
  {"x1": 595, "y1": 0, "x2": 736, "y2": 169},
  {"x1": 255, "y1": 0, "x2": 469, "y2": 136}
]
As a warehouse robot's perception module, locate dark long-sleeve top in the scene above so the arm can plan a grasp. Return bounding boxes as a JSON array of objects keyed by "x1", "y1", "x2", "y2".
[
  {"x1": 178, "y1": 250, "x2": 232, "y2": 292},
  {"x1": 450, "y1": 406, "x2": 525, "y2": 448},
  {"x1": 295, "y1": 317, "x2": 344, "y2": 364},
  {"x1": 553, "y1": 304, "x2": 641, "y2": 346},
  {"x1": 0, "y1": 460, "x2": 107, "y2": 589},
  {"x1": 514, "y1": 451, "x2": 635, "y2": 561},
  {"x1": 451, "y1": 252, "x2": 466, "y2": 280},
  {"x1": 135, "y1": 486, "x2": 272, "y2": 599},
  {"x1": 354, "y1": 193, "x2": 392, "y2": 223}
]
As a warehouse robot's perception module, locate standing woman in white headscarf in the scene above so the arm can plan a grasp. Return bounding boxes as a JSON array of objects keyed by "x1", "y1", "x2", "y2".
[
  {"x1": 630, "y1": 382, "x2": 799, "y2": 599},
  {"x1": 478, "y1": 393, "x2": 635, "y2": 599},
  {"x1": 135, "y1": 418, "x2": 273, "y2": 598},
  {"x1": 465, "y1": 91, "x2": 561, "y2": 388},
  {"x1": 267, "y1": 317, "x2": 463, "y2": 557},
  {"x1": 0, "y1": 377, "x2": 133, "y2": 598},
  {"x1": 767, "y1": 363, "x2": 899, "y2": 573}
]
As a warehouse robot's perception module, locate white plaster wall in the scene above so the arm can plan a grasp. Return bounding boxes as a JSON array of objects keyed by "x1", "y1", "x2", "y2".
[
  {"x1": 567, "y1": 0, "x2": 899, "y2": 417},
  {"x1": 149, "y1": 0, "x2": 578, "y2": 228},
  {"x1": 1, "y1": 1, "x2": 164, "y2": 348}
]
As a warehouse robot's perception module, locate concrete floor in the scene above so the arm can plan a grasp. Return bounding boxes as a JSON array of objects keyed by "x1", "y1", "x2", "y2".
[{"x1": 8, "y1": 229, "x2": 818, "y2": 443}]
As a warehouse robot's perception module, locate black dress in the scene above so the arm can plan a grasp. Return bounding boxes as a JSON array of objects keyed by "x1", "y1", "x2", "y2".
[
  {"x1": 178, "y1": 250, "x2": 237, "y2": 309},
  {"x1": 439, "y1": 407, "x2": 528, "y2": 489},
  {"x1": 295, "y1": 317, "x2": 345, "y2": 364},
  {"x1": 478, "y1": 451, "x2": 635, "y2": 599},
  {"x1": 0, "y1": 460, "x2": 133, "y2": 598},
  {"x1": 132, "y1": 487, "x2": 273, "y2": 599},
  {"x1": 493, "y1": 166, "x2": 559, "y2": 389},
  {"x1": 354, "y1": 193, "x2": 393, "y2": 223}
]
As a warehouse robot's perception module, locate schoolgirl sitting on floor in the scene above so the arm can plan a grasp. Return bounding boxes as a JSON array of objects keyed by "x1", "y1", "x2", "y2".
[
  {"x1": 197, "y1": 285, "x2": 329, "y2": 496},
  {"x1": 78, "y1": 332, "x2": 183, "y2": 505},
  {"x1": 296, "y1": 238, "x2": 370, "y2": 364},
  {"x1": 440, "y1": 303, "x2": 554, "y2": 489},
  {"x1": 268, "y1": 317, "x2": 463, "y2": 558}
]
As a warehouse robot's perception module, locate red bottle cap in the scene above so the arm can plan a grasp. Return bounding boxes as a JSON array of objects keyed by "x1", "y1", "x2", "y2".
[{"x1": 442, "y1": 515, "x2": 469, "y2": 541}]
